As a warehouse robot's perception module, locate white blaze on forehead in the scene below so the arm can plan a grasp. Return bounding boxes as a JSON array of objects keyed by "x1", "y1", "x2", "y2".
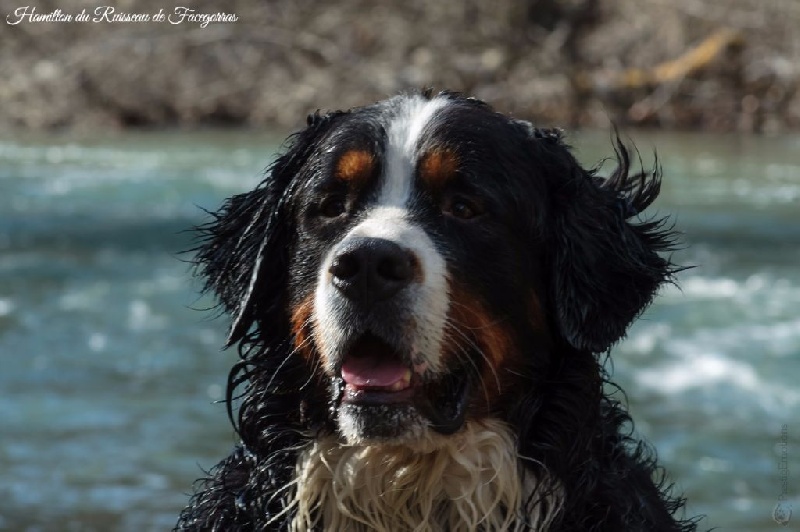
[
  {"x1": 380, "y1": 95, "x2": 450, "y2": 207},
  {"x1": 347, "y1": 206, "x2": 414, "y2": 239}
]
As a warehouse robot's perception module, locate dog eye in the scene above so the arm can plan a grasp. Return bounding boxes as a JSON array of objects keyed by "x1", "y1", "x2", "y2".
[
  {"x1": 445, "y1": 197, "x2": 483, "y2": 220},
  {"x1": 319, "y1": 196, "x2": 347, "y2": 218}
]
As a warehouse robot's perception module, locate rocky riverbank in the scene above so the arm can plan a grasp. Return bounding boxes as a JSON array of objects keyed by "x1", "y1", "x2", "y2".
[{"x1": 3, "y1": 0, "x2": 799, "y2": 132}]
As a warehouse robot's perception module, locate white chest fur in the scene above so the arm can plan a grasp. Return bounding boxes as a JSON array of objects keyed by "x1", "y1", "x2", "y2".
[{"x1": 281, "y1": 419, "x2": 561, "y2": 531}]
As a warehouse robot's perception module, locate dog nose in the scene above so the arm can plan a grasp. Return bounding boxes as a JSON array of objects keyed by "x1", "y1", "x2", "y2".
[{"x1": 329, "y1": 237, "x2": 415, "y2": 305}]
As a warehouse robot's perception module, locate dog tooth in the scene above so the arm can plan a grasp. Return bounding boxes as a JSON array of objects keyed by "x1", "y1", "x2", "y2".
[{"x1": 387, "y1": 370, "x2": 412, "y2": 391}]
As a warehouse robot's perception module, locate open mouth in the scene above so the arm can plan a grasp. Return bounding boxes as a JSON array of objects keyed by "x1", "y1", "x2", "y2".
[
  {"x1": 340, "y1": 333, "x2": 415, "y2": 404},
  {"x1": 337, "y1": 332, "x2": 472, "y2": 435}
]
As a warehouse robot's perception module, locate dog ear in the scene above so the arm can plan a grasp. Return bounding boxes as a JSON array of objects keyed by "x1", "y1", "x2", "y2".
[
  {"x1": 194, "y1": 111, "x2": 346, "y2": 346},
  {"x1": 546, "y1": 134, "x2": 679, "y2": 352}
]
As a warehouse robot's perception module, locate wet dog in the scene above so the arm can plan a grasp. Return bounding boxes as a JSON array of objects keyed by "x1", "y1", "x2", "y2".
[{"x1": 177, "y1": 91, "x2": 696, "y2": 531}]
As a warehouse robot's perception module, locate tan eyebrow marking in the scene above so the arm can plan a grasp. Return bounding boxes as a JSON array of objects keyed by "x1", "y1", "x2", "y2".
[
  {"x1": 419, "y1": 149, "x2": 459, "y2": 188},
  {"x1": 335, "y1": 149, "x2": 375, "y2": 185}
]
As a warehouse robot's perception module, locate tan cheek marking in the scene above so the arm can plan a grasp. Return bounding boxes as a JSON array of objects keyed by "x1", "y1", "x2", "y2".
[
  {"x1": 419, "y1": 149, "x2": 459, "y2": 189},
  {"x1": 290, "y1": 295, "x2": 318, "y2": 364},
  {"x1": 335, "y1": 149, "x2": 375, "y2": 185},
  {"x1": 445, "y1": 282, "x2": 516, "y2": 409}
]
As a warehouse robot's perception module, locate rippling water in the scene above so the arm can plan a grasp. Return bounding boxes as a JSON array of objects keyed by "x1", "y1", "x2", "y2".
[{"x1": 0, "y1": 130, "x2": 797, "y2": 531}]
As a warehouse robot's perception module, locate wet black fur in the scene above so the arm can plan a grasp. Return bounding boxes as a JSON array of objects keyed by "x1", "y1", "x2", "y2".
[{"x1": 176, "y1": 91, "x2": 699, "y2": 531}]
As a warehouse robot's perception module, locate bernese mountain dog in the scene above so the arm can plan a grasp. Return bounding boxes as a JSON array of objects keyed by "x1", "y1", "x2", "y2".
[{"x1": 177, "y1": 91, "x2": 698, "y2": 531}]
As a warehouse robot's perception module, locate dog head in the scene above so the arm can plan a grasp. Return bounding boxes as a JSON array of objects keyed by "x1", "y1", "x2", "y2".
[{"x1": 195, "y1": 91, "x2": 676, "y2": 446}]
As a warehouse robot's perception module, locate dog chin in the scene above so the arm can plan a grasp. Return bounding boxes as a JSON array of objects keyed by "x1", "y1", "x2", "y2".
[
  {"x1": 332, "y1": 373, "x2": 473, "y2": 445},
  {"x1": 337, "y1": 403, "x2": 430, "y2": 444}
]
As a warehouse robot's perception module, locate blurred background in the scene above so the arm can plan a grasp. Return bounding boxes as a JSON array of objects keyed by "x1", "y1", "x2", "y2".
[{"x1": 1, "y1": 1, "x2": 798, "y2": 530}]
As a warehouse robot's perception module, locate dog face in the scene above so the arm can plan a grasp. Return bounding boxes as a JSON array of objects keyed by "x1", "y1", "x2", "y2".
[
  {"x1": 196, "y1": 92, "x2": 674, "y2": 446},
  {"x1": 288, "y1": 96, "x2": 552, "y2": 443}
]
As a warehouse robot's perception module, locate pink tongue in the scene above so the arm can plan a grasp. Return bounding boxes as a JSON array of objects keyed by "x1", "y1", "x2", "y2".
[{"x1": 341, "y1": 356, "x2": 408, "y2": 388}]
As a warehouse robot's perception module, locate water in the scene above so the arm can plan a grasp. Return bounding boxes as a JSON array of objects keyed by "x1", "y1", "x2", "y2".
[{"x1": 0, "y1": 129, "x2": 797, "y2": 531}]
